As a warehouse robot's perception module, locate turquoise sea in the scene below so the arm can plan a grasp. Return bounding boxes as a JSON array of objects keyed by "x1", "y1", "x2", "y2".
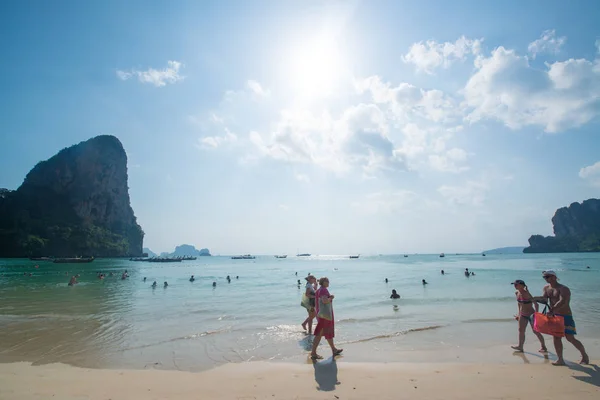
[{"x1": 1, "y1": 253, "x2": 599, "y2": 370}]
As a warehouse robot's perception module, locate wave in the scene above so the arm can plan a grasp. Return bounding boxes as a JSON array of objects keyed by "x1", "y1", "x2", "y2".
[
  {"x1": 337, "y1": 313, "x2": 416, "y2": 324},
  {"x1": 462, "y1": 318, "x2": 514, "y2": 324},
  {"x1": 120, "y1": 328, "x2": 233, "y2": 351},
  {"x1": 341, "y1": 325, "x2": 444, "y2": 344},
  {"x1": 0, "y1": 313, "x2": 91, "y2": 322}
]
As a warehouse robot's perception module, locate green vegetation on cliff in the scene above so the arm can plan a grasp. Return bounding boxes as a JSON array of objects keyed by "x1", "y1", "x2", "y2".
[
  {"x1": 0, "y1": 135, "x2": 144, "y2": 257},
  {"x1": 524, "y1": 199, "x2": 600, "y2": 253}
]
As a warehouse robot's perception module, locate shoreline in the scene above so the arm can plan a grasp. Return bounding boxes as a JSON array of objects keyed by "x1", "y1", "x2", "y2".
[{"x1": 1, "y1": 359, "x2": 599, "y2": 399}]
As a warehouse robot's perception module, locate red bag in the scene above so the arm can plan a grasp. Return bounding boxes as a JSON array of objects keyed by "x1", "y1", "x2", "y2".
[{"x1": 533, "y1": 311, "x2": 565, "y2": 337}]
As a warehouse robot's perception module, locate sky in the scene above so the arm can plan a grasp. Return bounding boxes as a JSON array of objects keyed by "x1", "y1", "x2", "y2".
[{"x1": 0, "y1": 0, "x2": 599, "y2": 255}]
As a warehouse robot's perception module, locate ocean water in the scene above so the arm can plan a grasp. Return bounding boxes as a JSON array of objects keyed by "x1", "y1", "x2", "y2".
[{"x1": 1, "y1": 253, "x2": 599, "y2": 370}]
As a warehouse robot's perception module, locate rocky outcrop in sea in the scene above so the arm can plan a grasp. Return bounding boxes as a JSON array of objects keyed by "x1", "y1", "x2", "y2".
[
  {"x1": 524, "y1": 198, "x2": 600, "y2": 253},
  {"x1": 0, "y1": 135, "x2": 144, "y2": 257}
]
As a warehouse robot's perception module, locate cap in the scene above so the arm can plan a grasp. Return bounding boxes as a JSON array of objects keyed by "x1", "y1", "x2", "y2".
[
  {"x1": 511, "y1": 279, "x2": 525, "y2": 285},
  {"x1": 542, "y1": 270, "x2": 557, "y2": 277},
  {"x1": 305, "y1": 275, "x2": 316, "y2": 281}
]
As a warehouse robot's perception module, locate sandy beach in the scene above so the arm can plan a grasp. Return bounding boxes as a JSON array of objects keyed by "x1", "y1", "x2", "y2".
[{"x1": 1, "y1": 358, "x2": 599, "y2": 400}]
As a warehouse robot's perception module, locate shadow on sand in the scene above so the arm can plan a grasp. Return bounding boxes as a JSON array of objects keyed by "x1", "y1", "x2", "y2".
[
  {"x1": 568, "y1": 363, "x2": 600, "y2": 388},
  {"x1": 312, "y1": 357, "x2": 340, "y2": 392},
  {"x1": 512, "y1": 350, "x2": 550, "y2": 364}
]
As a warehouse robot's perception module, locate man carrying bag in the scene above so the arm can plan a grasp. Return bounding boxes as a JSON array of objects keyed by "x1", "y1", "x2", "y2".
[{"x1": 533, "y1": 270, "x2": 589, "y2": 366}]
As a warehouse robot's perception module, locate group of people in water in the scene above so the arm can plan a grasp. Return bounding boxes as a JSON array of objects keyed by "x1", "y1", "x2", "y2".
[{"x1": 64, "y1": 269, "x2": 240, "y2": 289}]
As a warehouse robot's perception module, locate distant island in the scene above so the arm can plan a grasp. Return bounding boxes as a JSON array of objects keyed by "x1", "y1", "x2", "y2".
[
  {"x1": 161, "y1": 244, "x2": 211, "y2": 257},
  {"x1": 0, "y1": 135, "x2": 144, "y2": 257},
  {"x1": 482, "y1": 246, "x2": 526, "y2": 254},
  {"x1": 524, "y1": 198, "x2": 600, "y2": 253},
  {"x1": 143, "y1": 247, "x2": 158, "y2": 257}
]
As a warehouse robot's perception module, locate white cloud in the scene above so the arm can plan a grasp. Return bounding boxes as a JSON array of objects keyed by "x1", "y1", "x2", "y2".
[
  {"x1": 116, "y1": 61, "x2": 184, "y2": 87},
  {"x1": 528, "y1": 29, "x2": 566, "y2": 59},
  {"x1": 402, "y1": 36, "x2": 483, "y2": 74},
  {"x1": 463, "y1": 46, "x2": 600, "y2": 133},
  {"x1": 428, "y1": 148, "x2": 469, "y2": 173},
  {"x1": 197, "y1": 128, "x2": 238, "y2": 149},
  {"x1": 355, "y1": 75, "x2": 462, "y2": 125},
  {"x1": 354, "y1": 76, "x2": 466, "y2": 172},
  {"x1": 295, "y1": 173, "x2": 311, "y2": 183},
  {"x1": 210, "y1": 113, "x2": 224, "y2": 124},
  {"x1": 579, "y1": 161, "x2": 600, "y2": 186},
  {"x1": 249, "y1": 103, "x2": 406, "y2": 175},
  {"x1": 352, "y1": 190, "x2": 420, "y2": 214},
  {"x1": 116, "y1": 70, "x2": 132, "y2": 81},
  {"x1": 246, "y1": 80, "x2": 270, "y2": 97},
  {"x1": 438, "y1": 180, "x2": 489, "y2": 206}
]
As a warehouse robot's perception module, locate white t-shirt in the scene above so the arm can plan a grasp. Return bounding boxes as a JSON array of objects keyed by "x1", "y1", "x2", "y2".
[{"x1": 305, "y1": 282, "x2": 315, "y2": 294}]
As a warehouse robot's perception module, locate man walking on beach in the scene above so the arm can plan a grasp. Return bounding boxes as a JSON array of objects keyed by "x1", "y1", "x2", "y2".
[{"x1": 534, "y1": 270, "x2": 589, "y2": 366}]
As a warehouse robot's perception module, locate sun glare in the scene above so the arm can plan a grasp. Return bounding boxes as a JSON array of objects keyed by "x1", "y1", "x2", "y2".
[{"x1": 286, "y1": 35, "x2": 345, "y2": 100}]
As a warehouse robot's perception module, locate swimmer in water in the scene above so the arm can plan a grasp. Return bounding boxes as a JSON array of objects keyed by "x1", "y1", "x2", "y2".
[
  {"x1": 143, "y1": 277, "x2": 147, "y2": 282},
  {"x1": 189, "y1": 275, "x2": 195, "y2": 282},
  {"x1": 385, "y1": 278, "x2": 388, "y2": 283},
  {"x1": 422, "y1": 279, "x2": 428, "y2": 285},
  {"x1": 441, "y1": 270, "x2": 445, "y2": 275},
  {"x1": 390, "y1": 289, "x2": 400, "y2": 299},
  {"x1": 151, "y1": 281, "x2": 157, "y2": 288},
  {"x1": 164, "y1": 281, "x2": 168, "y2": 288},
  {"x1": 68, "y1": 276, "x2": 77, "y2": 286},
  {"x1": 212, "y1": 281, "x2": 217, "y2": 287},
  {"x1": 236, "y1": 276, "x2": 239, "y2": 279}
]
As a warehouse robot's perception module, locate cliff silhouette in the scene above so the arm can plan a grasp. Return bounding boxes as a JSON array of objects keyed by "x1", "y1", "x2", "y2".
[
  {"x1": 524, "y1": 199, "x2": 600, "y2": 253},
  {"x1": 0, "y1": 135, "x2": 144, "y2": 257}
]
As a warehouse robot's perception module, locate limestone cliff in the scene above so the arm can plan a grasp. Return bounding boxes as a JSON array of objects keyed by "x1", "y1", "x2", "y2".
[
  {"x1": 524, "y1": 199, "x2": 600, "y2": 253},
  {"x1": 0, "y1": 135, "x2": 144, "y2": 257}
]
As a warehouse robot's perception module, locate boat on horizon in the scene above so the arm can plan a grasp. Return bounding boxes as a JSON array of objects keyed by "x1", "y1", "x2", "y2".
[
  {"x1": 296, "y1": 253, "x2": 311, "y2": 257},
  {"x1": 349, "y1": 255, "x2": 360, "y2": 259},
  {"x1": 231, "y1": 254, "x2": 256, "y2": 260},
  {"x1": 274, "y1": 255, "x2": 287, "y2": 258},
  {"x1": 147, "y1": 257, "x2": 182, "y2": 263},
  {"x1": 29, "y1": 257, "x2": 53, "y2": 261},
  {"x1": 439, "y1": 253, "x2": 445, "y2": 258},
  {"x1": 53, "y1": 257, "x2": 95, "y2": 264},
  {"x1": 130, "y1": 257, "x2": 183, "y2": 262}
]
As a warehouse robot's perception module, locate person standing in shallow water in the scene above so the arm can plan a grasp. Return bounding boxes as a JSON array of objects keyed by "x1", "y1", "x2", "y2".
[
  {"x1": 310, "y1": 277, "x2": 343, "y2": 360},
  {"x1": 534, "y1": 270, "x2": 589, "y2": 366},
  {"x1": 301, "y1": 275, "x2": 317, "y2": 334},
  {"x1": 510, "y1": 279, "x2": 546, "y2": 353}
]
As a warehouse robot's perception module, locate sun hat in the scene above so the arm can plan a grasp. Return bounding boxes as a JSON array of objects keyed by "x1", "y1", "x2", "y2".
[
  {"x1": 511, "y1": 279, "x2": 526, "y2": 285},
  {"x1": 542, "y1": 270, "x2": 557, "y2": 277}
]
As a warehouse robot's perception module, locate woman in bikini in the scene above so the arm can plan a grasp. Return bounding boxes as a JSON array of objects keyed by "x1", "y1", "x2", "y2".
[
  {"x1": 511, "y1": 279, "x2": 547, "y2": 353},
  {"x1": 310, "y1": 277, "x2": 343, "y2": 360}
]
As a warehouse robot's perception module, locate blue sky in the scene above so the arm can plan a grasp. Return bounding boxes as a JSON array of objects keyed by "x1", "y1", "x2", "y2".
[{"x1": 1, "y1": 0, "x2": 599, "y2": 255}]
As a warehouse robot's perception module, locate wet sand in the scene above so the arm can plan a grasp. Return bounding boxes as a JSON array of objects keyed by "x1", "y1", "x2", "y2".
[{"x1": 1, "y1": 359, "x2": 599, "y2": 400}]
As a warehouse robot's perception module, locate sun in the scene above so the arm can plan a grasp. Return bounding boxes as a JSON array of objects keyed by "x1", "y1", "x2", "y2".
[{"x1": 286, "y1": 35, "x2": 345, "y2": 100}]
